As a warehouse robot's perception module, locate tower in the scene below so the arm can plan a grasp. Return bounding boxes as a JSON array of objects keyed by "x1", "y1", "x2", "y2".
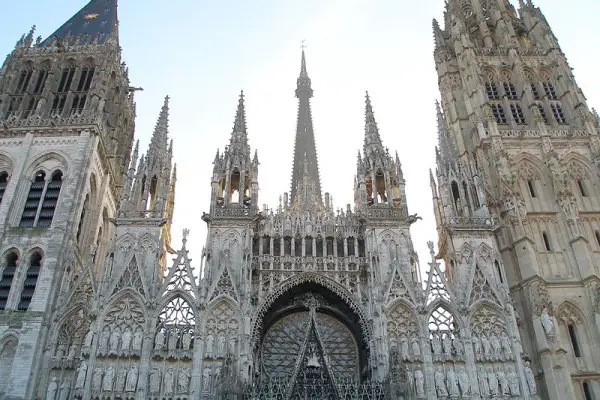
[
  {"x1": 0, "y1": 0, "x2": 136, "y2": 398},
  {"x1": 432, "y1": 0, "x2": 600, "y2": 398}
]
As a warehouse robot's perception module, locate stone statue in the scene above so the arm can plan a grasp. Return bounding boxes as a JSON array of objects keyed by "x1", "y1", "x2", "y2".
[
  {"x1": 410, "y1": 336, "x2": 420, "y2": 360},
  {"x1": 203, "y1": 367, "x2": 212, "y2": 391},
  {"x1": 92, "y1": 367, "x2": 103, "y2": 391},
  {"x1": 98, "y1": 327, "x2": 109, "y2": 355},
  {"x1": 182, "y1": 330, "x2": 192, "y2": 350},
  {"x1": 168, "y1": 329, "x2": 178, "y2": 350},
  {"x1": 229, "y1": 336, "x2": 237, "y2": 355},
  {"x1": 46, "y1": 377, "x2": 58, "y2": 400},
  {"x1": 109, "y1": 328, "x2": 120, "y2": 355},
  {"x1": 400, "y1": 336, "x2": 410, "y2": 361},
  {"x1": 446, "y1": 368, "x2": 460, "y2": 397},
  {"x1": 164, "y1": 368, "x2": 175, "y2": 395},
  {"x1": 507, "y1": 368, "x2": 520, "y2": 395},
  {"x1": 125, "y1": 365, "x2": 138, "y2": 392},
  {"x1": 487, "y1": 368, "x2": 499, "y2": 396},
  {"x1": 132, "y1": 327, "x2": 143, "y2": 352},
  {"x1": 490, "y1": 334, "x2": 502, "y2": 361},
  {"x1": 58, "y1": 379, "x2": 70, "y2": 400},
  {"x1": 434, "y1": 368, "x2": 448, "y2": 396},
  {"x1": 500, "y1": 333, "x2": 513, "y2": 360},
  {"x1": 177, "y1": 368, "x2": 191, "y2": 394},
  {"x1": 457, "y1": 367, "x2": 471, "y2": 397},
  {"x1": 66, "y1": 344, "x2": 78, "y2": 361},
  {"x1": 82, "y1": 329, "x2": 94, "y2": 355},
  {"x1": 114, "y1": 367, "x2": 127, "y2": 392},
  {"x1": 206, "y1": 334, "x2": 214, "y2": 356},
  {"x1": 540, "y1": 308, "x2": 555, "y2": 336},
  {"x1": 55, "y1": 344, "x2": 66, "y2": 360},
  {"x1": 453, "y1": 336, "x2": 464, "y2": 357},
  {"x1": 414, "y1": 369, "x2": 425, "y2": 399},
  {"x1": 431, "y1": 334, "x2": 442, "y2": 356},
  {"x1": 472, "y1": 335, "x2": 482, "y2": 360},
  {"x1": 75, "y1": 361, "x2": 88, "y2": 389},
  {"x1": 442, "y1": 334, "x2": 452, "y2": 357},
  {"x1": 497, "y1": 369, "x2": 509, "y2": 395},
  {"x1": 524, "y1": 361, "x2": 537, "y2": 394},
  {"x1": 102, "y1": 365, "x2": 114, "y2": 391},
  {"x1": 121, "y1": 327, "x2": 132, "y2": 353},
  {"x1": 478, "y1": 368, "x2": 490, "y2": 397},
  {"x1": 481, "y1": 335, "x2": 492, "y2": 360},
  {"x1": 155, "y1": 329, "x2": 165, "y2": 350},
  {"x1": 217, "y1": 334, "x2": 226, "y2": 355},
  {"x1": 149, "y1": 368, "x2": 161, "y2": 394}
]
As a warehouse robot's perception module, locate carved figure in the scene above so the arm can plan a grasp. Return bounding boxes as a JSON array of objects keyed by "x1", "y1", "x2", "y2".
[
  {"x1": 507, "y1": 368, "x2": 520, "y2": 395},
  {"x1": 177, "y1": 368, "x2": 190, "y2": 393},
  {"x1": 46, "y1": 377, "x2": 58, "y2": 400},
  {"x1": 500, "y1": 333, "x2": 513, "y2": 360},
  {"x1": 217, "y1": 334, "x2": 226, "y2": 355},
  {"x1": 229, "y1": 336, "x2": 237, "y2": 355},
  {"x1": 206, "y1": 334, "x2": 214, "y2": 356},
  {"x1": 414, "y1": 369, "x2": 425, "y2": 399},
  {"x1": 400, "y1": 336, "x2": 410, "y2": 361},
  {"x1": 435, "y1": 368, "x2": 448, "y2": 396},
  {"x1": 203, "y1": 367, "x2": 212, "y2": 390},
  {"x1": 121, "y1": 327, "x2": 132, "y2": 353},
  {"x1": 487, "y1": 368, "x2": 499, "y2": 396},
  {"x1": 132, "y1": 327, "x2": 143, "y2": 352},
  {"x1": 109, "y1": 328, "x2": 120, "y2": 354},
  {"x1": 92, "y1": 367, "x2": 103, "y2": 391},
  {"x1": 83, "y1": 329, "x2": 94, "y2": 353},
  {"x1": 497, "y1": 370, "x2": 509, "y2": 395},
  {"x1": 149, "y1": 368, "x2": 161, "y2": 394},
  {"x1": 155, "y1": 329, "x2": 165, "y2": 350},
  {"x1": 168, "y1": 329, "x2": 178, "y2": 350},
  {"x1": 102, "y1": 365, "x2": 114, "y2": 391},
  {"x1": 114, "y1": 367, "x2": 127, "y2": 392},
  {"x1": 457, "y1": 367, "x2": 471, "y2": 397},
  {"x1": 446, "y1": 368, "x2": 460, "y2": 397},
  {"x1": 540, "y1": 308, "x2": 555, "y2": 336},
  {"x1": 431, "y1": 334, "x2": 442, "y2": 356},
  {"x1": 125, "y1": 365, "x2": 138, "y2": 391},
  {"x1": 478, "y1": 368, "x2": 490, "y2": 397},
  {"x1": 442, "y1": 334, "x2": 452, "y2": 357},
  {"x1": 98, "y1": 327, "x2": 109, "y2": 355},
  {"x1": 481, "y1": 335, "x2": 492, "y2": 360},
  {"x1": 472, "y1": 335, "x2": 482, "y2": 360},
  {"x1": 453, "y1": 336, "x2": 464, "y2": 357},
  {"x1": 182, "y1": 330, "x2": 192, "y2": 350},
  {"x1": 75, "y1": 361, "x2": 88, "y2": 389},
  {"x1": 164, "y1": 368, "x2": 175, "y2": 395},
  {"x1": 67, "y1": 344, "x2": 78, "y2": 361},
  {"x1": 524, "y1": 361, "x2": 537, "y2": 394},
  {"x1": 490, "y1": 334, "x2": 502, "y2": 361},
  {"x1": 410, "y1": 336, "x2": 420, "y2": 360},
  {"x1": 59, "y1": 379, "x2": 70, "y2": 400}
]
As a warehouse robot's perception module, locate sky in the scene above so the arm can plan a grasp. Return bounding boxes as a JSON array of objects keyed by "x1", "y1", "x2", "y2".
[{"x1": 1, "y1": 0, "x2": 599, "y2": 276}]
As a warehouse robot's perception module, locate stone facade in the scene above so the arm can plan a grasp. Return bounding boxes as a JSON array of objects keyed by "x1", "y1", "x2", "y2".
[
  {"x1": 431, "y1": 1, "x2": 600, "y2": 399},
  {"x1": 0, "y1": 0, "x2": 597, "y2": 400}
]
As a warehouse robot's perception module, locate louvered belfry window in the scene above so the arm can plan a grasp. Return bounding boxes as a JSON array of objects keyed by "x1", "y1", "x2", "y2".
[
  {"x1": 0, "y1": 252, "x2": 18, "y2": 310},
  {"x1": 20, "y1": 170, "x2": 63, "y2": 227},
  {"x1": 18, "y1": 252, "x2": 42, "y2": 311}
]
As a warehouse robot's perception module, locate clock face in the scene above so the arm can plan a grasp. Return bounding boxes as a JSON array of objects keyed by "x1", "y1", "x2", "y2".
[{"x1": 84, "y1": 13, "x2": 99, "y2": 20}]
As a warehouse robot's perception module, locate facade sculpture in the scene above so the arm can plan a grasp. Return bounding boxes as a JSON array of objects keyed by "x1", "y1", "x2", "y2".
[{"x1": 0, "y1": 0, "x2": 597, "y2": 399}]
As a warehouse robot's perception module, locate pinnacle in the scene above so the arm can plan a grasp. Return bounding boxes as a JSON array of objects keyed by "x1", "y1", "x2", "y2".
[
  {"x1": 364, "y1": 91, "x2": 383, "y2": 151},
  {"x1": 232, "y1": 90, "x2": 247, "y2": 134}
]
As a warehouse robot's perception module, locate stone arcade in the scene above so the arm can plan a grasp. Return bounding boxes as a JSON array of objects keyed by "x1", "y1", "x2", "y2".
[{"x1": 0, "y1": 0, "x2": 599, "y2": 399}]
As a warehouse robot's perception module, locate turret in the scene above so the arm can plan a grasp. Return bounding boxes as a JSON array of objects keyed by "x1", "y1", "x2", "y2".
[
  {"x1": 355, "y1": 93, "x2": 406, "y2": 214},
  {"x1": 210, "y1": 91, "x2": 258, "y2": 214}
]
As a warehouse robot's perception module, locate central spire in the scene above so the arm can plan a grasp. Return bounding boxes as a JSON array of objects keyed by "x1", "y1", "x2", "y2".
[{"x1": 290, "y1": 48, "x2": 322, "y2": 205}]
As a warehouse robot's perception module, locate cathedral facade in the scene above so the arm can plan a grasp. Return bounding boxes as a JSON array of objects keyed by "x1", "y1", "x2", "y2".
[{"x1": 0, "y1": 0, "x2": 597, "y2": 399}]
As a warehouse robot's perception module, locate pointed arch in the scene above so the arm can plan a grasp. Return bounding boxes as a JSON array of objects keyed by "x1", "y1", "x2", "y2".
[
  {"x1": 386, "y1": 299, "x2": 420, "y2": 342},
  {"x1": 556, "y1": 300, "x2": 585, "y2": 325},
  {"x1": 54, "y1": 306, "x2": 90, "y2": 361},
  {"x1": 556, "y1": 301, "x2": 587, "y2": 359},
  {"x1": 469, "y1": 301, "x2": 510, "y2": 337},
  {"x1": 0, "y1": 335, "x2": 18, "y2": 393}
]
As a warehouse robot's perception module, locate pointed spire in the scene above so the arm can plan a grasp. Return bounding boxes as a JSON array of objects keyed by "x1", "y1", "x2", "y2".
[
  {"x1": 290, "y1": 47, "x2": 322, "y2": 205},
  {"x1": 41, "y1": 0, "x2": 119, "y2": 47},
  {"x1": 432, "y1": 18, "x2": 444, "y2": 48},
  {"x1": 229, "y1": 90, "x2": 249, "y2": 153},
  {"x1": 364, "y1": 92, "x2": 384, "y2": 152},
  {"x1": 147, "y1": 96, "x2": 170, "y2": 168},
  {"x1": 232, "y1": 90, "x2": 247, "y2": 134},
  {"x1": 435, "y1": 100, "x2": 458, "y2": 169}
]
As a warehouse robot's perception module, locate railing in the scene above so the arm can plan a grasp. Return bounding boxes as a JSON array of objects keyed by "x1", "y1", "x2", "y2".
[
  {"x1": 212, "y1": 206, "x2": 253, "y2": 218},
  {"x1": 252, "y1": 255, "x2": 366, "y2": 272},
  {"x1": 498, "y1": 128, "x2": 590, "y2": 139}
]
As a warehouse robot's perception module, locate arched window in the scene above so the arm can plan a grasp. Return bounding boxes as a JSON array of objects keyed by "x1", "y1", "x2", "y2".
[
  {"x1": 315, "y1": 236, "x2": 323, "y2": 257},
  {"x1": 337, "y1": 238, "x2": 345, "y2": 257},
  {"x1": 542, "y1": 82, "x2": 558, "y2": 100},
  {"x1": 470, "y1": 183, "x2": 480, "y2": 209},
  {"x1": 230, "y1": 169, "x2": 240, "y2": 203},
  {"x1": 0, "y1": 252, "x2": 18, "y2": 310},
  {"x1": 583, "y1": 381, "x2": 593, "y2": 400},
  {"x1": 510, "y1": 103, "x2": 526, "y2": 124},
  {"x1": 357, "y1": 238, "x2": 366, "y2": 257},
  {"x1": 18, "y1": 252, "x2": 42, "y2": 311},
  {"x1": 503, "y1": 81, "x2": 518, "y2": 100},
  {"x1": 494, "y1": 260, "x2": 504, "y2": 284},
  {"x1": 38, "y1": 170, "x2": 63, "y2": 227},
  {"x1": 462, "y1": 181, "x2": 471, "y2": 211},
  {"x1": 294, "y1": 236, "x2": 302, "y2": 257},
  {"x1": 0, "y1": 172, "x2": 9, "y2": 205},
  {"x1": 76, "y1": 65, "x2": 95, "y2": 92},
  {"x1": 284, "y1": 236, "x2": 292, "y2": 256},
  {"x1": 273, "y1": 237, "x2": 281, "y2": 256},
  {"x1": 375, "y1": 170, "x2": 387, "y2": 204},
  {"x1": 20, "y1": 170, "x2": 63, "y2": 227},
  {"x1": 577, "y1": 179, "x2": 588, "y2": 197},
  {"x1": 567, "y1": 324, "x2": 581, "y2": 357},
  {"x1": 542, "y1": 232, "x2": 552, "y2": 251},
  {"x1": 32, "y1": 68, "x2": 48, "y2": 94},
  {"x1": 305, "y1": 236, "x2": 313, "y2": 256},
  {"x1": 595, "y1": 230, "x2": 600, "y2": 247},
  {"x1": 262, "y1": 235, "x2": 271, "y2": 255},
  {"x1": 535, "y1": 104, "x2": 548, "y2": 124},
  {"x1": 451, "y1": 181, "x2": 461, "y2": 212},
  {"x1": 491, "y1": 103, "x2": 507, "y2": 124},
  {"x1": 16, "y1": 68, "x2": 33, "y2": 94},
  {"x1": 347, "y1": 237, "x2": 355, "y2": 256},
  {"x1": 76, "y1": 194, "x2": 89, "y2": 243},
  {"x1": 527, "y1": 179, "x2": 537, "y2": 198},
  {"x1": 551, "y1": 103, "x2": 567, "y2": 124}
]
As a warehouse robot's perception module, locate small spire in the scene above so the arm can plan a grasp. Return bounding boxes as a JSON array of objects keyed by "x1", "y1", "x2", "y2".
[
  {"x1": 233, "y1": 90, "x2": 247, "y2": 133},
  {"x1": 364, "y1": 91, "x2": 383, "y2": 151},
  {"x1": 432, "y1": 19, "x2": 444, "y2": 47},
  {"x1": 253, "y1": 149, "x2": 259, "y2": 164}
]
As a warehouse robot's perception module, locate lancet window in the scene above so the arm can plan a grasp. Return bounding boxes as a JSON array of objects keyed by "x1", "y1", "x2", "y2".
[
  {"x1": 510, "y1": 103, "x2": 526, "y2": 124},
  {"x1": 491, "y1": 103, "x2": 507, "y2": 124},
  {"x1": 551, "y1": 103, "x2": 567, "y2": 124},
  {"x1": 0, "y1": 251, "x2": 18, "y2": 310},
  {"x1": 542, "y1": 232, "x2": 552, "y2": 251},
  {"x1": 17, "y1": 251, "x2": 42, "y2": 311},
  {"x1": 98, "y1": 296, "x2": 146, "y2": 358},
  {"x1": 51, "y1": 65, "x2": 75, "y2": 116},
  {"x1": 535, "y1": 103, "x2": 549, "y2": 124},
  {"x1": 0, "y1": 171, "x2": 9, "y2": 205},
  {"x1": 154, "y1": 297, "x2": 196, "y2": 355}
]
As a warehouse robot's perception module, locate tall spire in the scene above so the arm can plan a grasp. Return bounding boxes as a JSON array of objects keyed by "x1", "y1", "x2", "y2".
[
  {"x1": 364, "y1": 92, "x2": 384, "y2": 153},
  {"x1": 41, "y1": 0, "x2": 119, "y2": 46},
  {"x1": 230, "y1": 90, "x2": 248, "y2": 151},
  {"x1": 147, "y1": 96, "x2": 170, "y2": 170},
  {"x1": 290, "y1": 47, "x2": 322, "y2": 205}
]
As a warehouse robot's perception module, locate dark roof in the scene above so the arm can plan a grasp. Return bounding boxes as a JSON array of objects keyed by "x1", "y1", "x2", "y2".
[{"x1": 41, "y1": 0, "x2": 118, "y2": 47}]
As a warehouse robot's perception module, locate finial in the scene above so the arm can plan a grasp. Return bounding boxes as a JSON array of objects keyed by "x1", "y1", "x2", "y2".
[
  {"x1": 427, "y1": 241, "x2": 435, "y2": 255},
  {"x1": 301, "y1": 39, "x2": 306, "y2": 50},
  {"x1": 182, "y1": 228, "x2": 190, "y2": 244}
]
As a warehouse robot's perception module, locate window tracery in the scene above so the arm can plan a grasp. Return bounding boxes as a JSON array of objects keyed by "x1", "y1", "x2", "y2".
[
  {"x1": 53, "y1": 308, "x2": 89, "y2": 368},
  {"x1": 204, "y1": 300, "x2": 237, "y2": 360},
  {"x1": 155, "y1": 297, "x2": 196, "y2": 357}
]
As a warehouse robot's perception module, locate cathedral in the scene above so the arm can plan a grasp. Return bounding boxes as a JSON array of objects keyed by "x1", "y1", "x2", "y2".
[{"x1": 0, "y1": 0, "x2": 599, "y2": 399}]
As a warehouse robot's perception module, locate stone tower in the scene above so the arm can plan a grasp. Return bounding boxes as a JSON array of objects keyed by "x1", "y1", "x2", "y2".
[
  {"x1": 0, "y1": 0, "x2": 137, "y2": 398},
  {"x1": 432, "y1": 0, "x2": 600, "y2": 399}
]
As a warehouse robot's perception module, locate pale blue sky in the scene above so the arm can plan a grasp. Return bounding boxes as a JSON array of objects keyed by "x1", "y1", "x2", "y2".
[{"x1": 2, "y1": 0, "x2": 599, "y2": 273}]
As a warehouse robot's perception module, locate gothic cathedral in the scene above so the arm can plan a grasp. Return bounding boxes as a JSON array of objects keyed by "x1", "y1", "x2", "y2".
[{"x1": 0, "y1": 0, "x2": 598, "y2": 399}]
